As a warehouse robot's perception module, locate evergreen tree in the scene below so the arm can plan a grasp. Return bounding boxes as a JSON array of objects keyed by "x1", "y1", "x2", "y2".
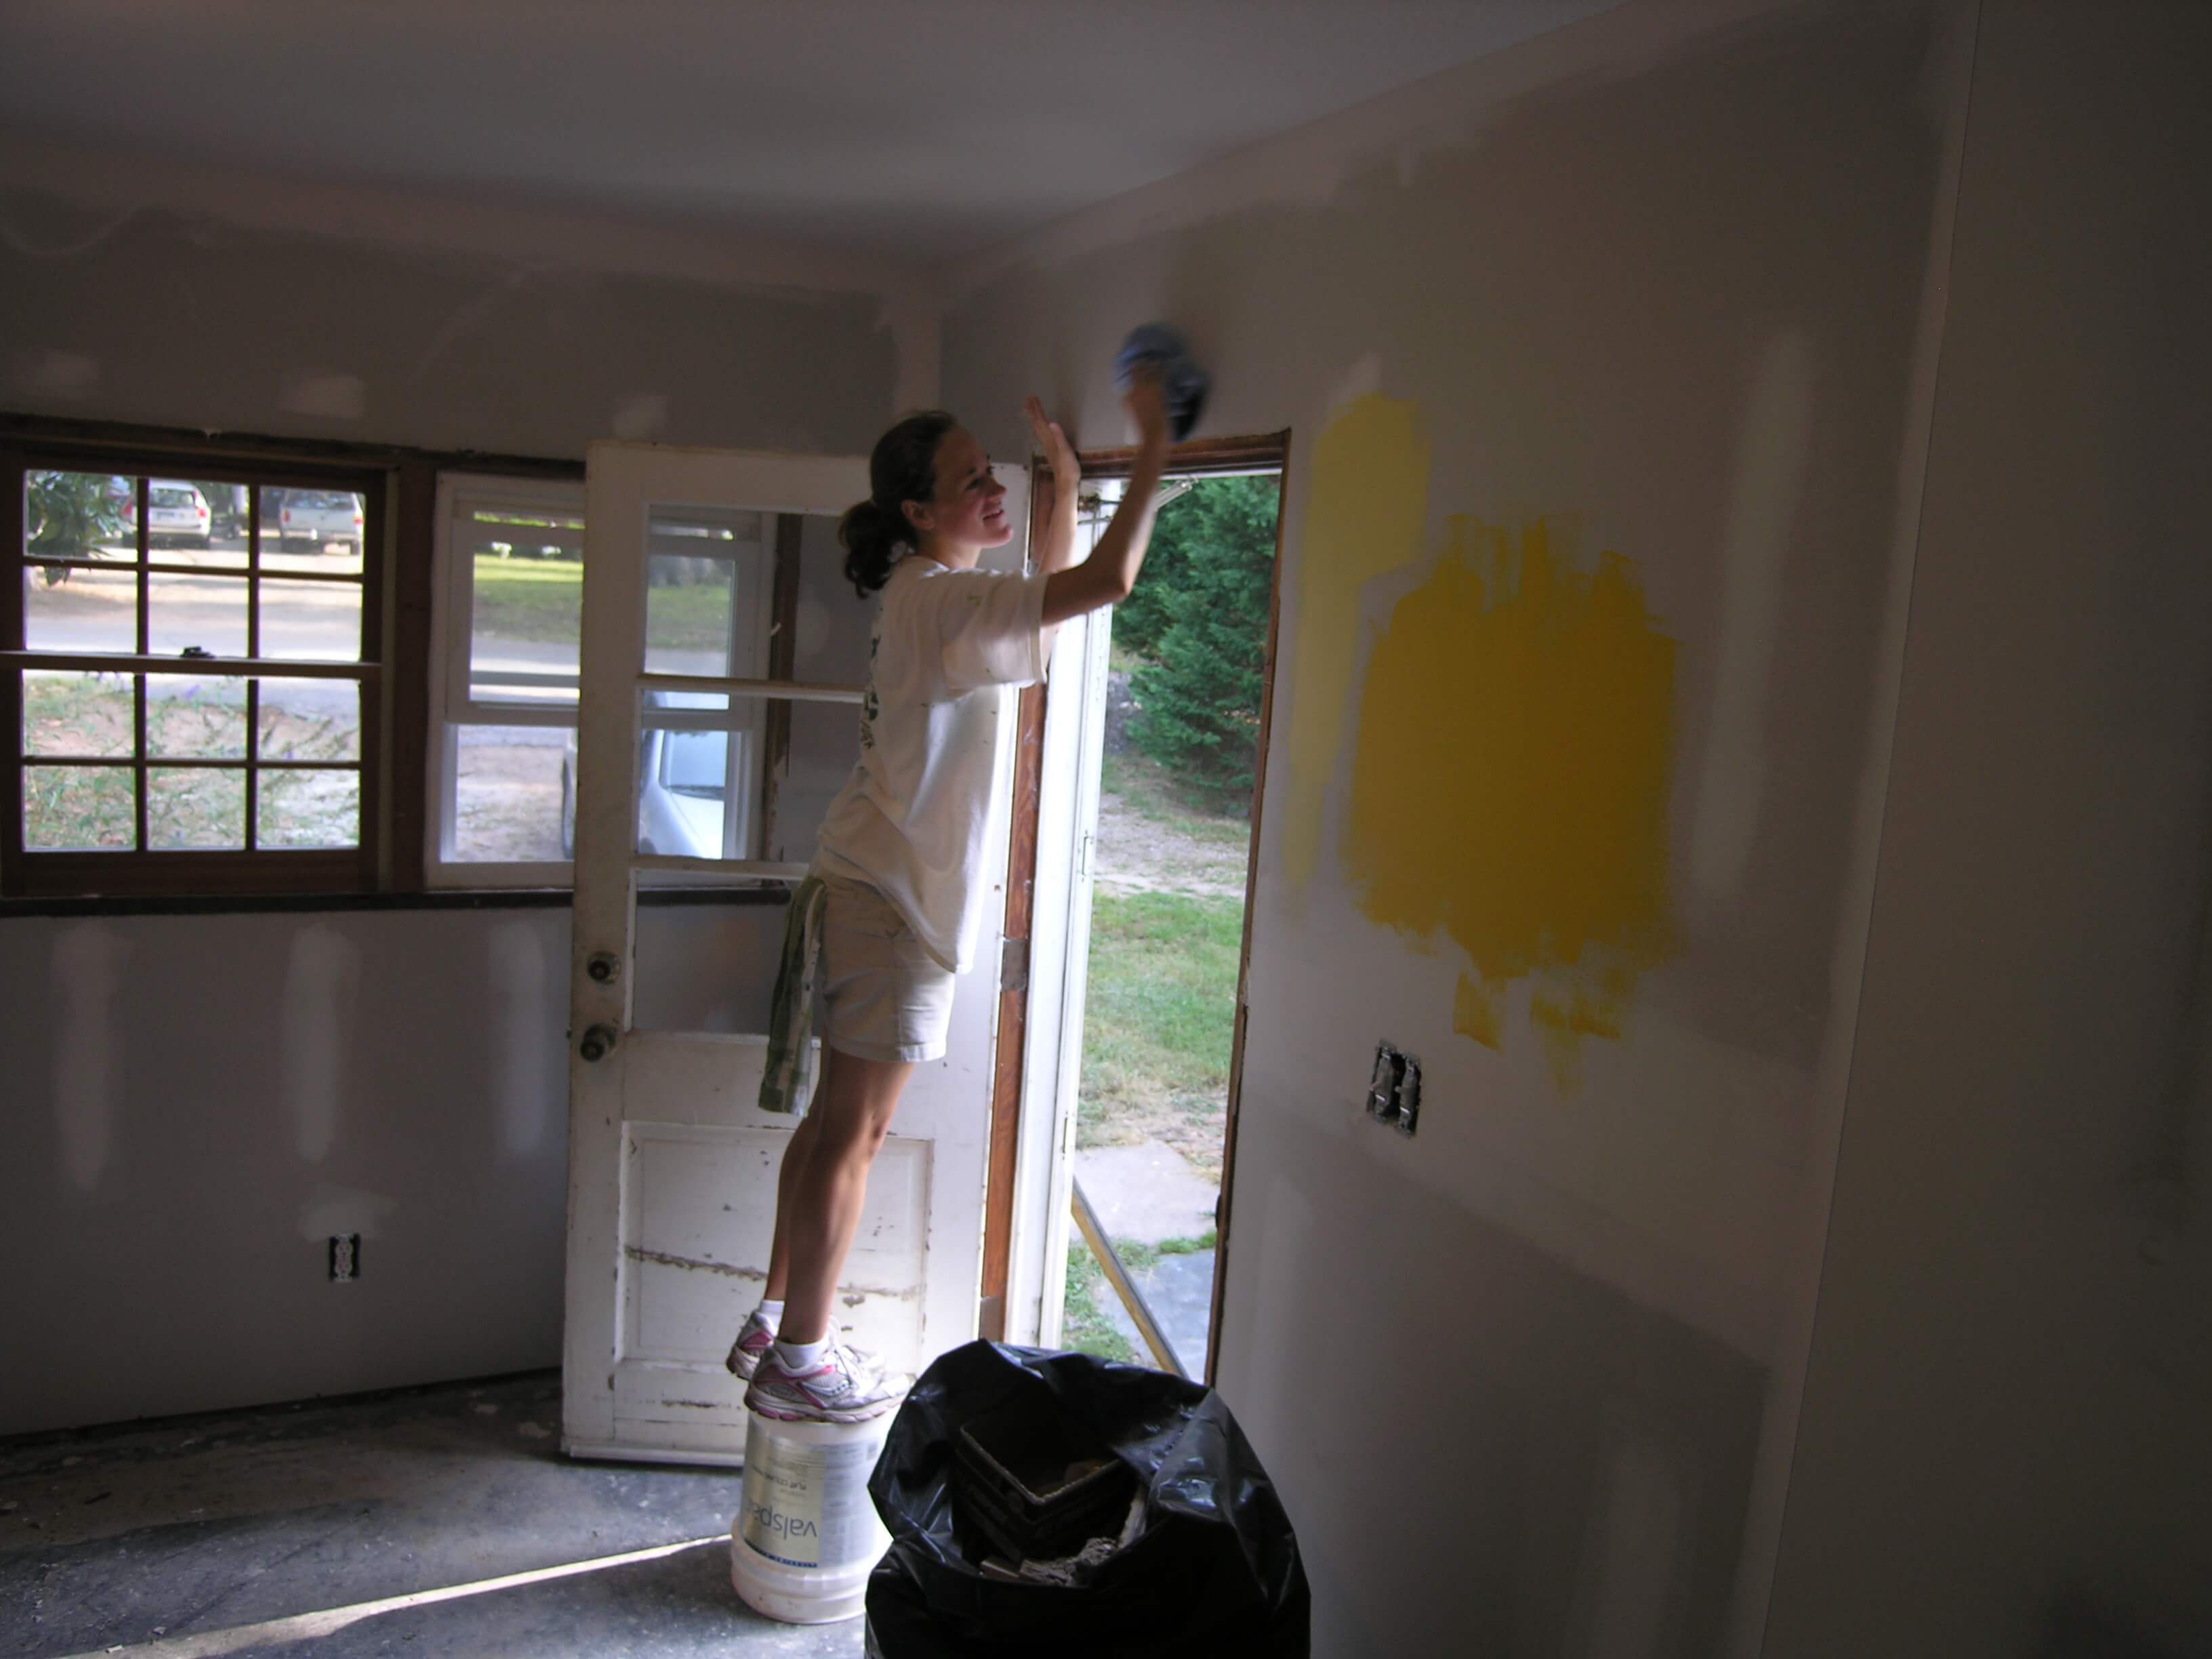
[{"x1": 1125, "y1": 475, "x2": 1276, "y2": 805}]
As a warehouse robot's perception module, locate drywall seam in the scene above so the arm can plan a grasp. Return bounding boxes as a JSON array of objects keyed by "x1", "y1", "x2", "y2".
[
  {"x1": 0, "y1": 133, "x2": 922, "y2": 301},
  {"x1": 1730, "y1": 3, "x2": 1984, "y2": 1652},
  {"x1": 937, "y1": 0, "x2": 1816, "y2": 299}
]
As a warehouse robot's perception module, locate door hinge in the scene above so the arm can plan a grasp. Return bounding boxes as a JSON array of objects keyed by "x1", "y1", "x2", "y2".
[
  {"x1": 1002, "y1": 935, "x2": 1029, "y2": 995},
  {"x1": 1078, "y1": 832, "x2": 1093, "y2": 880}
]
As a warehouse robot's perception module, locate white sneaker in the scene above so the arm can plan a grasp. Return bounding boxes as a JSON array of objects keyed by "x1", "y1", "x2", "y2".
[
  {"x1": 743, "y1": 1336, "x2": 908, "y2": 1425},
  {"x1": 723, "y1": 1308, "x2": 778, "y2": 1380}
]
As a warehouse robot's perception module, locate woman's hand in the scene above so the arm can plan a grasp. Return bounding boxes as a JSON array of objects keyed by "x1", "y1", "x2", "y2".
[
  {"x1": 1122, "y1": 361, "x2": 1170, "y2": 451},
  {"x1": 1025, "y1": 396, "x2": 1080, "y2": 487}
]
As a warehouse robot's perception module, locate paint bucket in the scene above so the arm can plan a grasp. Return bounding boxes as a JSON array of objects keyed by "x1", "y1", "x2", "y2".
[{"x1": 729, "y1": 1410, "x2": 893, "y2": 1624}]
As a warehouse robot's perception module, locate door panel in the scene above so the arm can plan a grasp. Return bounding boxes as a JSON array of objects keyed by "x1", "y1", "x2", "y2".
[{"x1": 562, "y1": 440, "x2": 1027, "y2": 1465}]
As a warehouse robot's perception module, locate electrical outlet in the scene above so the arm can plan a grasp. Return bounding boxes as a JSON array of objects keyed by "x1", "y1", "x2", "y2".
[
  {"x1": 1393, "y1": 1053, "x2": 1420, "y2": 1136},
  {"x1": 329, "y1": 1234, "x2": 361, "y2": 1282},
  {"x1": 1365, "y1": 1042, "x2": 1420, "y2": 1136}
]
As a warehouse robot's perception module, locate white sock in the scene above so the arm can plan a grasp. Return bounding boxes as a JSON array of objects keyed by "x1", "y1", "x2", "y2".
[
  {"x1": 754, "y1": 1299, "x2": 784, "y2": 1329},
  {"x1": 773, "y1": 1335, "x2": 827, "y2": 1373}
]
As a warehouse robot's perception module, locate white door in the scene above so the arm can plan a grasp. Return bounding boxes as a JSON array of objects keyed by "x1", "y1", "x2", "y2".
[
  {"x1": 1002, "y1": 592, "x2": 1113, "y2": 1347},
  {"x1": 562, "y1": 441, "x2": 1029, "y2": 1465}
]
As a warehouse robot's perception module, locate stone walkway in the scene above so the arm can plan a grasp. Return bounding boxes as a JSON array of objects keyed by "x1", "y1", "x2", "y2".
[{"x1": 1074, "y1": 1139, "x2": 1221, "y2": 1378}]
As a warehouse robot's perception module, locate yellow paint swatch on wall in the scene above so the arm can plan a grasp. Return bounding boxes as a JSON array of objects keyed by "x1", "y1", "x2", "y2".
[
  {"x1": 1282, "y1": 395, "x2": 1429, "y2": 892},
  {"x1": 1345, "y1": 518, "x2": 1676, "y2": 1089}
]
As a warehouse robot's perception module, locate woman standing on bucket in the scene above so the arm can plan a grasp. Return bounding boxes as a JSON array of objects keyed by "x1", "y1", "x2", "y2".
[{"x1": 726, "y1": 369, "x2": 1172, "y2": 1424}]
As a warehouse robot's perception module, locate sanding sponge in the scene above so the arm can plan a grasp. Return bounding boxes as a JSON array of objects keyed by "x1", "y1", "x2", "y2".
[{"x1": 1113, "y1": 323, "x2": 1210, "y2": 442}]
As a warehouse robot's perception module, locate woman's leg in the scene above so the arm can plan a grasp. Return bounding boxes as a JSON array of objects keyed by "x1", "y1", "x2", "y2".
[
  {"x1": 760, "y1": 1106, "x2": 820, "y2": 1304},
  {"x1": 773, "y1": 1044, "x2": 916, "y2": 1346}
]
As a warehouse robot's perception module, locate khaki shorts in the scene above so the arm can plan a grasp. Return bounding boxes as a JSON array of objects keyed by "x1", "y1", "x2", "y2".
[{"x1": 818, "y1": 876, "x2": 956, "y2": 1063}]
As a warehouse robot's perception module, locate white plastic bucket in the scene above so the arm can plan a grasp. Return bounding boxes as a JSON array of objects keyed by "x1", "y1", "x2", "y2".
[{"x1": 729, "y1": 1410, "x2": 893, "y2": 1624}]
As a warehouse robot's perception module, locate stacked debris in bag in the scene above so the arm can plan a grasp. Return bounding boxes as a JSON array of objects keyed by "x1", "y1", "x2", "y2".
[{"x1": 865, "y1": 1340, "x2": 1309, "y2": 1657}]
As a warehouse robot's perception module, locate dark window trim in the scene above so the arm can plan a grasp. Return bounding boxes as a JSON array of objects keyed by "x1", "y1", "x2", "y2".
[
  {"x1": 0, "y1": 884, "x2": 789, "y2": 921},
  {"x1": 0, "y1": 413, "x2": 585, "y2": 483},
  {"x1": 3, "y1": 411, "x2": 585, "y2": 912}
]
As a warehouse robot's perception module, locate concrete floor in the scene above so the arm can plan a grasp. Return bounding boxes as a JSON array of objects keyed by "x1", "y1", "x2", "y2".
[{"x1": 0, "y1": 1372, "x2": 862, "y2": 1658}]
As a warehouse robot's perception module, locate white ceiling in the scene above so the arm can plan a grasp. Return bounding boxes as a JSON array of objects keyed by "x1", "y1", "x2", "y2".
[{"x1": 0, "y1": 0, "x2": 1624, "y2": 260}]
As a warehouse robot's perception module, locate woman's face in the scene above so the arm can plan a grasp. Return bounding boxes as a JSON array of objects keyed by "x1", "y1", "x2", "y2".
[{"x1": 908, "y1": 427, "x2": 1010, "y2": 555}]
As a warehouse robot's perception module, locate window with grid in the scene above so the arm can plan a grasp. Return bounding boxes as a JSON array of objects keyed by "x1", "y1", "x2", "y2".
[{"x1": 4, "y1": 452, "x2": 383, "y2": 897}]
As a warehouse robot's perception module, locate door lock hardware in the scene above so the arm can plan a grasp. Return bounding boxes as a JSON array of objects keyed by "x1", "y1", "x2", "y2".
[
  {"x1": 579, "y1": 1023, "x2": 619, "y2": 1063},
  {"x1": 586, "y1": 952, "x2": 621, "y2": 985}
]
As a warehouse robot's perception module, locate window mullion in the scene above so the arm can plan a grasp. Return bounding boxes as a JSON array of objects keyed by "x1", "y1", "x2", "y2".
[
  {"x1": 133, "y1": 476, "x2": 148, "y2": 853},
  {"x1": 132, "y1": 674, "x2": 148, "y2": 853},
  {"x1": 245, "y1": 678, "x2": 260, "y2": 853}
]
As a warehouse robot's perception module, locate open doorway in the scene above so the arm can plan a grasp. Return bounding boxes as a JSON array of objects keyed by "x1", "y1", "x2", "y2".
[{"x1": 1049, "y1": 446, "x2": 1287, "y2": 1380}]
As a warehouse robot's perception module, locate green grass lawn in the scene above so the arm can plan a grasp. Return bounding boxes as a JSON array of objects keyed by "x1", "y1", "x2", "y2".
[
  {"x1": 1078, "y1": 887, "x2": 1243, "y2": 1180},
  {"x1": 1061, "y1": 1242, "x2": 1137, "y2": 1364},
  {"x1": 469, "y1": 556, "x2": 732, "y2": 652},
  {"x1": 467, "y1": 556, "x2": 582, "y2": 645}
]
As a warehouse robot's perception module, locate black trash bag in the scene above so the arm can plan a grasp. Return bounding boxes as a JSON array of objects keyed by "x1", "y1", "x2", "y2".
[{"x1": 865, "y1": 1340, "x2": 1309, "y2": 1658}]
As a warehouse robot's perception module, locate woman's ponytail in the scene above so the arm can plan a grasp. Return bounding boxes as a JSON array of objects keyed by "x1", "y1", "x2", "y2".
[
  {"x1": 838, "y1": 498, "x2": 904, "y2": 598},
  {"x1": 841, "y1": 409, "x2": 958, "y2": 598}
]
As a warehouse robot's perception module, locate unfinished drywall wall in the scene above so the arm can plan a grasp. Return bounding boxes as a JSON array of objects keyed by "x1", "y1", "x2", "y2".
[
  {"x1": 0, "y1": 901, "x2": 792, "y2": 1435},
  {"x1": 1764, "y1": 4, "x2": 2212, "y2": 1654},
  {"x1": 945, "y1": 1, "x2": 1954, "y2": 1652},
  {"x1": 0, "y1": 908, "x2": 571, "y2": 1433},
  {"x1": 0, "y1": 150, "x2": 906, "y2": 457}
]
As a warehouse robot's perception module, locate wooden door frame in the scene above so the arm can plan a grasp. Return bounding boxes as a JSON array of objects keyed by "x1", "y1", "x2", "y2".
[{"x1": 977, "y1": 431, "x2": 1292, "y2": 1388}]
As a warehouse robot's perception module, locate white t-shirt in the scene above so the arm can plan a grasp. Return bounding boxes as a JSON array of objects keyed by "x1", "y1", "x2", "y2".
[{"x1": 813, "y1": 554, "x2": 1051, "y2": 972}]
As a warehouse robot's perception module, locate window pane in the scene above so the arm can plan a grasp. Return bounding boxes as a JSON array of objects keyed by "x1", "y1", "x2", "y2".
[
  {"x1": 24, "y1": 671, "x2": 134, "y2": 758},
  {"x1": 633, "y1": 689, "x2": 759, "y2": 861},
  {"x1": 259, "y1": 577, "x2": 361, "y2": 661},
  {"x1": 148, "y1": 570, "x2": 248, "y2": 658},
  {"x1": 469, "y1": 524, "x2": 581, "y2": 709},
  {"x1": 773, "y1": 700, "x2": 865, "y2": 861},
  {"x1": 645, "y1": 555, "x2": 735, "y2": 676},
  {"x1": 24, "y1": 764, "x2": 134, "y2": 850},
  {"x1": 261, "y1": 486, "x2": 365, "y2": 575},
  {"x1": 258, "y1": 769, "x2": 359, "y2": 848},
  {"x1": 637, "y1": 730, "x2": 735, "y2": 859},
  {"x1": 146, "y1": 674, "x2": 247, "y2": 759},
  {"x1": 258, "y1": 678, "x2": 360, "y2": 762},
  {"x1": 148, "y1": 766, "x2": 244, "y2": 849},
  {"x1": 452, "y1": 724, "x2": 571, "y2": 861},
  {"x1": 25, "y1": 561, "x2": 137, "y2": 653},
  {"x1": 644, "y1": 506, "x2": 768, "y2": 677},
  {"x1": 25, "y1": 471, "x2": 133, "y2": 562}
]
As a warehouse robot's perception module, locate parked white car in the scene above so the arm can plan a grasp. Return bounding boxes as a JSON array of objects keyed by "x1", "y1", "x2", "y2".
[
  {"x1": 276, "y1": 490, "x2": 365, "y2": 554},
  {"x1": 131, "y1": 480, "x2": 211, "y2": 548}
]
